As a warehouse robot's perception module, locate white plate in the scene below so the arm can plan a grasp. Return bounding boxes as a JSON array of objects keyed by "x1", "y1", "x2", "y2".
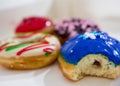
[
  {"x1": 0, "y1": 61, "x2": 120, "y2": 86},
  {"x1": 0, "y1": 28, "x2": 120, "y2": 86}
]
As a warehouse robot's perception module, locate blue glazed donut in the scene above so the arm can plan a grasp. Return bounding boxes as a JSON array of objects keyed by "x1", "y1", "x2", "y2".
[{"x1": 61, "y1": 31, "x2": 120, "y2": 66}]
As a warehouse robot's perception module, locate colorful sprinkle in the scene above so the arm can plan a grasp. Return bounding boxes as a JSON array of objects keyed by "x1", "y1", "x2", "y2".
[{"x1": 45, "y1": 52, "x2": 51, "y2": 57}]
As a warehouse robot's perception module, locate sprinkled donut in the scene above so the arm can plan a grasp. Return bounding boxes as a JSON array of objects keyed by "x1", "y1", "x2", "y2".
[
  {"x1": 0, "y1": 33, "x2": 60, "y2": 69},
  {"x1": 59, "y1": 31, "x2": 120, "y2": 81},
  {"x1": 15, "y1": 17, "x2": 54, "y2": 36},
  {"x1": 54, "y1": 18, "x2": 100, "y2": 44}
]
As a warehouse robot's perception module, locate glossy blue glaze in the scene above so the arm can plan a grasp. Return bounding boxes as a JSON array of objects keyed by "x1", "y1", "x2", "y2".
[{"x1": 61, "y1": 31, "x2": 120, "y2": 66}]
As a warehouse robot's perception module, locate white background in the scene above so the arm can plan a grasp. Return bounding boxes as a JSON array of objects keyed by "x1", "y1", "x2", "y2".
[{"x1": 0, "y1": 0, "x2": 120, "y2": 86}]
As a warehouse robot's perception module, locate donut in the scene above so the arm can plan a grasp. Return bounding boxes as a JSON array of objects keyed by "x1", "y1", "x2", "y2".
[
  {"x1": 15, "y1": 17, "x2": 54, "y2": 36},
  {"x1": 58, "y1": 31, "x2": 120, "y2": 81},
  {"x1": 54, "y1": 18, "x2": 100, "y2": 44},
  {"x1": 0, "y1": 33, "x2": 60, "y2": 70}
]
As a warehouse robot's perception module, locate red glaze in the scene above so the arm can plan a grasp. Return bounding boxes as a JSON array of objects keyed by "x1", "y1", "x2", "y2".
[
  {"x1": 15, "y1": 17, "x2": 53, "y2": 33},
  {"x1": 43, "y1": 48, "x2": 54, "y2": 52},
  {"x1": 0, "y1": 46, "x2": 7, "y2": 51},
  {"x1": 0, "y1": 43, "x2": 9, "y2": 51}
]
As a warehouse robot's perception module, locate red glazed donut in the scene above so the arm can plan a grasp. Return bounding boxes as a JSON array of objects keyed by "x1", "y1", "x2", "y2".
[{"x1": 15, "y1": 17, "x2": 54, "y2": 36}]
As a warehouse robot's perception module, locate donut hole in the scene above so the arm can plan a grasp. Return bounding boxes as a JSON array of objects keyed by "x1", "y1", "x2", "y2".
[{"x1": 92, "y1": 60, "x2": 101, "y2": 68}]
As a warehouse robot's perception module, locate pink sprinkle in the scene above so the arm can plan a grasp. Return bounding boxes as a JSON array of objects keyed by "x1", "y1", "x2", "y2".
[
  {"x1": 86, "y1": 28, "x2": 92, "y2": 32},
  {"x1": 69, "y1": 31, "x2": 77, "y2": 38},
  {"x1": 68, "y1": 24, "x2": 74, "y2": 33}
]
